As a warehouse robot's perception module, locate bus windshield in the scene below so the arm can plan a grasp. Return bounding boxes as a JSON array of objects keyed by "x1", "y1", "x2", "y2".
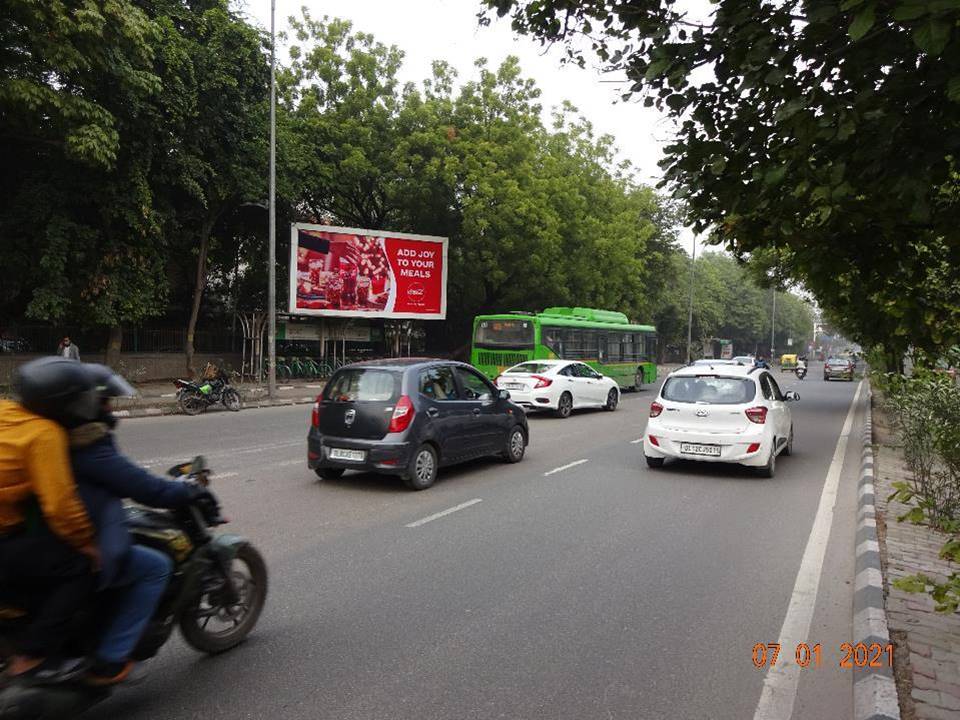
[{"x1": 474, "y1": 319, "x2": 534, "y2": 348}]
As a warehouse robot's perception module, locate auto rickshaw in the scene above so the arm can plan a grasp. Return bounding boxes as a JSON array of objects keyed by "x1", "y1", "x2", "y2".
[{"x1": 780, "y1": 353, "x2": 798, "y2": 371}]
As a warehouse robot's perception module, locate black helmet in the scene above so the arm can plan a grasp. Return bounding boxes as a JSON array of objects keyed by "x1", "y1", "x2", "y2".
[
  {"x1": 12, "y1": 357, "x2": 99, "y2": 428},
  {"x1": 85, "y1": 364, "x2": 137, "y2": 398}
]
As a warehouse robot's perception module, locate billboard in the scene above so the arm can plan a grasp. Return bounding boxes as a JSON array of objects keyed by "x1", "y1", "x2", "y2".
[{"x1": 289, "y1": 224, "x2": 448, "y2": 319}]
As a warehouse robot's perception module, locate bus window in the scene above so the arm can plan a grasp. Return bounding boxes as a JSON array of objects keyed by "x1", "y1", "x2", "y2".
[
  {"x1": 607, "y1": 336, "x2": 621, "y2": 363},
  {"x1": 474, "y1": 320, "x2": 534, "y2": 348}
]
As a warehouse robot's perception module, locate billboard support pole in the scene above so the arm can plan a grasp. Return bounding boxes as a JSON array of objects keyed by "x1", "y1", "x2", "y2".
[{"x1": 267, "y1": 0, "x2": 277, "y2": 398}]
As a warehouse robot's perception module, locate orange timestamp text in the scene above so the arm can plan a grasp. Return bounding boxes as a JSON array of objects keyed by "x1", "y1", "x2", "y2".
[{"x1": 752, "y1": 642, "x2": 893, "y2": 669}]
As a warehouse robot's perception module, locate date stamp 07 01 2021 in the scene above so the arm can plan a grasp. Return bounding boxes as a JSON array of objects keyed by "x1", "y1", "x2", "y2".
[{"x1": 751, "y1": 642, "x2": 893, "y2": 670}]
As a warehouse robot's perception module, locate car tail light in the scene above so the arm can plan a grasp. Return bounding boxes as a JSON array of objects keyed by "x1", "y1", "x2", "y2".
[
  {"x1": 747, "y1": 442, "x2": 761, "y2": 453},
  {"x1": 649, "y1": 401, "x2": 664, "y2": 418},
  {"x1": 532, "y1": 375, "x2": 552, "y2": 389},
  {"x1": 745, "y1": 406, "x2": 768, "y2": 424},
  {"x1": 648, "y1": 435, "x2": 660, "y2": 446},
  {"x1": 388, "y1": 395, "x2": 415, "y2": 433},
  {"x1": 493, "y1": 376, "x2": 501, "y2": 386},
  {"x1": 311, "y1": 395, "x2": 323, "y2": 428}
]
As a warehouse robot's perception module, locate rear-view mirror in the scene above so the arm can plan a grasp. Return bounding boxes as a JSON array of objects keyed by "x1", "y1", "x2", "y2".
[
  {"x1": 785, "y1": 391, "x2": 800, "y2": 402},
  {"x1": 498, "y1": 389, "x2": 511, "y2": 401}
]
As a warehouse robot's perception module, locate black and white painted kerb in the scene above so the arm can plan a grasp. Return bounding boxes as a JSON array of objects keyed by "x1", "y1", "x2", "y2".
[{"x1": 853, "y1": 398, "x2": 901, "y2": 720}]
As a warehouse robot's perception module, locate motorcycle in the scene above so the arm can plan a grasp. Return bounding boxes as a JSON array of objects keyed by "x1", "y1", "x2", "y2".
[
  {"x1": 795, "y1": 365, "x2": 807, "y2": 380},
  {"x1": 0, "y1": 457, "x2": 268, "y2": 719},
  {"x1": 175, "y1": 368, "x2": 241, "y2": 415}
]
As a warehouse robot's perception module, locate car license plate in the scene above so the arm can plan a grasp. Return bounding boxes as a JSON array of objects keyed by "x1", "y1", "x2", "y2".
[
  {"x1": 329, "y1": 448, "x2": 365, "y2": 462},
  {"x1": 680, "y1": 443, "x2": 721, "y2": 457},
  {"x1": 504, "y1": 383, "x2": 524, "y2": 390}
]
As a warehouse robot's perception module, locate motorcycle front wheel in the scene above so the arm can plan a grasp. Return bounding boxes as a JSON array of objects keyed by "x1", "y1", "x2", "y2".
[
  {"x1": 222, "y1": 388, "x2": 242, "y2": 412},
  {"x1": 179, "y1": 390, "x2": 206, "y2": 416},
  {"x1": 179, "y1": 543, "x2": 268, "y2": 654}
]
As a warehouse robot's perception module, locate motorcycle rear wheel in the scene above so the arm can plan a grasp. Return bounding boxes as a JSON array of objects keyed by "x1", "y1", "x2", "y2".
[
  {"x1": 179, "y1": 544, "x2": 268, "y2": 654},
  {"x1": 179, "y1": 390, "x2": 206, "y2": 416}
]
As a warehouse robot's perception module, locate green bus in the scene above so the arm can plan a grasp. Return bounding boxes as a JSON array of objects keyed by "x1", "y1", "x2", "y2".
[{"x1": 471, "y1": 307, "x2": 658, "y2": 390}]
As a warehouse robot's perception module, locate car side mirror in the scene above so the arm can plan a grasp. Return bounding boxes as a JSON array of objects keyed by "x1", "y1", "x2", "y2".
[
  {"x1": 498, "y1": 389, "x2": 511, "y2": 401},
  {"x1": 784, "y1": 391, "x2": 799, "y2": 402}
]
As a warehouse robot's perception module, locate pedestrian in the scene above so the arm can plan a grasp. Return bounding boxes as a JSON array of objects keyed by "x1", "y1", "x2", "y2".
[{"x1": 57, "y1": 336, "x2": 80, "y2": 361}]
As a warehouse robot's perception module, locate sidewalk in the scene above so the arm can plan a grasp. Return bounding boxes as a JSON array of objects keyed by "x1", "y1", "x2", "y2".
[
  {"x1": 113, "y1": 380, "x2": 324, "y2": 417},
  {"x1": 873, "y1": 405, "x2": 960, "y2": 720}
]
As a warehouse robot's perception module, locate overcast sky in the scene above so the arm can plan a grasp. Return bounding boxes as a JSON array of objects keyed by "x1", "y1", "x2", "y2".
[{"x1": 242, "y1": 0, "x2": 703, "y2": 254}]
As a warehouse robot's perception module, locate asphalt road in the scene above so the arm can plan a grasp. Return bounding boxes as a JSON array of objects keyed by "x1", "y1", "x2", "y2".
[{"x1": 86, "y1": 364, "x2": 865, "y2": 720}]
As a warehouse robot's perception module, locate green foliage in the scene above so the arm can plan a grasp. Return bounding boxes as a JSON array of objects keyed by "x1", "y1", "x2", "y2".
[
  {"x1": 482, "y1": 0, "x2": 960, "y2": 359},
  {"x1": 884, "y1": 373, "x2": 960, "y2": 529},
  {"x1": 894, "y1": 573, "x2": 960, "y2": 614}
]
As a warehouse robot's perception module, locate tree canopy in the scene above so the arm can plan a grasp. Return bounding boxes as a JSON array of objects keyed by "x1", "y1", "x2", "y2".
[{"x1": 483, "y1": 0, "x2": 960, "y2": 363}]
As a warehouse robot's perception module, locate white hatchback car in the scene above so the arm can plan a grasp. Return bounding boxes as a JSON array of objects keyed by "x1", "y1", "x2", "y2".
[
  {"x1": 495, "y1": 359, "x2": 620, "y2": 418},
  {"x1": 642, "y1": 364, "x2": 798, "y2": 477}
]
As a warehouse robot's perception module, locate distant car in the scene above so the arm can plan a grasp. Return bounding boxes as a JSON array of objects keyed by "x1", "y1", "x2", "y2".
[
  {"x1": 643, "y1": 364, "x2": 799, "y2": 478},
  {"x1": 732, "y1": 355, "x2": 755, "y2": 365},
  {"x1": 494, "y1": 359, "x2": 620, "y2": 417},
  {"x1": 823, "y1": 357, "x2": 855, "y2": 381},
  {"x1": 308, "y1": 359, "x2": 528, "y2": 490}
]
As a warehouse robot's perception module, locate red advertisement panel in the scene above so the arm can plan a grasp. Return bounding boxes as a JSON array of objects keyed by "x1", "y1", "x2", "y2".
[{"x1": 288, "y1": 224, "x2": 447, "y2": 319}]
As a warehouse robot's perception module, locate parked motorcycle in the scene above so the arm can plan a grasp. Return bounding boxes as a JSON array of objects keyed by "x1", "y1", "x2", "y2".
[
  {"x1": 0, "y1": 457, "x2": 268, "y2": 720},
  {"x1": 795, "y1": 365, "x2": 807, "y2": 380},
  {"x1": 175, "y1": 367, "x2": 241, "y2": 415}
]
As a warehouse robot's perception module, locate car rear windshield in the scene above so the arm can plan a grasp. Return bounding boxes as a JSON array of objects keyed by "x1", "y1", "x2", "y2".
[
  {"x1": 505, "y1": 362, "x2": 554, "y2": 374},
  {"x1": 661, "y1": 376, "x2": 757, "y2": 404},
  {"x1": 323, "y1": 369, "x2": 399, "y2": 402},
  {"x1": 474, "y1": 319, "x2": 534, "y2": 348}
]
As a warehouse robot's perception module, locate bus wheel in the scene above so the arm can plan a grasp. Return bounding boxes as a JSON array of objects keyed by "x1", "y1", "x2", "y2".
[{"x1": 633, "y1": 368, "x2": 644, "y2": 391}]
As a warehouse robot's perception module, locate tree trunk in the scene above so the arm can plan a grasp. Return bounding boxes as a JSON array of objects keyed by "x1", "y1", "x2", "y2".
[
  {"x1": 105, "y1": 325, "x2": 122, "y2": 368},
  {"x1": 185, "y1": 231, "x2": 212, "y2": 377}
]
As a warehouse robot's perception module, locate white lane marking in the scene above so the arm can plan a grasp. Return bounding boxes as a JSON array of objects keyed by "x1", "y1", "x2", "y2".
[
  {"x1": 278, "y1": 459, "x2": 302, "y2": 467},
  {"x1": 753, "y1": 380, "x2": 863, "y2": 720},
  {"x1": 160, "y1": 393, "x2": 177, "y2": 398},
  {"x1": 215, "y1": 472, "x2": 239, "y2": 479},
  {"x1": 630, "y1": 438, "x2": 643, "y2": 444},
  {"x1": 543, "y1": 459, "x2": 589, "y2": 476},
  {"x1": 406, "y1": 499, "x2": 483, "y2": 528}
]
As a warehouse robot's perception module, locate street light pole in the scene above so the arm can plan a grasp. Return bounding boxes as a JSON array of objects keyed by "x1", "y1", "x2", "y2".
[
  {"x1": 685, "y1": 235, "x2": 696, "y2": 364},
  {"x1": 770, "y1": 283, "x2": 777, "y2": 359},
  {"x1": 267, "y1": 0, "x2": 277, "y2": 398}
]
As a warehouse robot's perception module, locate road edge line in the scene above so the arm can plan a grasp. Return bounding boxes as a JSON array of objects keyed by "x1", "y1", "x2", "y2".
[
  {"x1": 753, "y1": 380, "x2": 864, "y2": 720},
  {"x1": 852, "y1": 383, "x2": 901, "y2": 720}
]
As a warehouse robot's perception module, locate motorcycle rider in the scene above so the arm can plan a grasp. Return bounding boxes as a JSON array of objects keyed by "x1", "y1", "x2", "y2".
[
  {"x1": 69, "y1": 364, "x2": 214, "y2": 685},
  {"x1": 0, "y1": 358, "x2": 100, "y2": 682}
]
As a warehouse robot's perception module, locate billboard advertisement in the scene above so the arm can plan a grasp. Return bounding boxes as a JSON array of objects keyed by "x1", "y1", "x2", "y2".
[{"x1": 289, "y1": 224, "x2": 448, "y2": 319}]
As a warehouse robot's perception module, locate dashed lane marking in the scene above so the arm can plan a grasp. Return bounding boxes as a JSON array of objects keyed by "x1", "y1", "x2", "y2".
[{"x1": 406, "y1": 499, "x2": 483, "y2": 528}]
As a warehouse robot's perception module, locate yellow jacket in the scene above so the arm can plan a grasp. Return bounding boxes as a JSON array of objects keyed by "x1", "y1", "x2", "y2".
[{"x1": 0, "y1": 400, "x2": 93, "y2": 549}]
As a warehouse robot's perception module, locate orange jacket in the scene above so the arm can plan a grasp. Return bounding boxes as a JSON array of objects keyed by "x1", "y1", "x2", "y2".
[{"x1": 0, "y1": 400, "x2": 94, "y2": 549}]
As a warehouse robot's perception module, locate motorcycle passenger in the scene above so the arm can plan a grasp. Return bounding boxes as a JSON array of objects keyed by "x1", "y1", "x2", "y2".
[
  {"x1": 0, "y1": 357, "x2": 100, "y2": 682},
  {"x1": 754, "y1": 355, "x2": 771, "y2": 370},
  {"x1": 70, "y1": 364, "x2": 213, "y2": 686}
]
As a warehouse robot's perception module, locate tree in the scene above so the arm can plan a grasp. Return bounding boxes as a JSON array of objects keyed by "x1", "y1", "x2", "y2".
[
  {"x1": 280, "y1": 15, "x2": 684, "y2": 352},
  {"x1": 148, "y1": 0, "x2": 270, "y2": 374},
  {"x1": 0, "y1": 0, "x2": 169, "y2": 362},
  {"x1": 482, "y1": 0, "x2": 960, "y2": 362}
]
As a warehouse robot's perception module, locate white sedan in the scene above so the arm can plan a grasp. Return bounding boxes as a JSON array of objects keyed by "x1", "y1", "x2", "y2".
[
  {"x1": 494, "y1": 360, "x2": 620, "y2": 418},
  {"x1": 642, "y1": 364, "x2": 798, "y2": 477}
]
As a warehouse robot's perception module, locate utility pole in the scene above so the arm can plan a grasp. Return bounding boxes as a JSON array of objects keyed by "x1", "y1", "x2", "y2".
[
  {"x1": 685, "y1": 235, "x2": 696, "y2": 364},
  {"x1": 770, "y1": 284, "x2": 777, "y2": 360},
  {"x1": 267, "y1": 0, "x2": 277, "y2": 398}
]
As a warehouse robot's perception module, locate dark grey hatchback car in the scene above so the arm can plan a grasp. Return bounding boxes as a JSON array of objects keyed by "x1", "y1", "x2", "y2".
[{"x1": 307, "y1": 359, "x2": 529, "y2": 490}]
